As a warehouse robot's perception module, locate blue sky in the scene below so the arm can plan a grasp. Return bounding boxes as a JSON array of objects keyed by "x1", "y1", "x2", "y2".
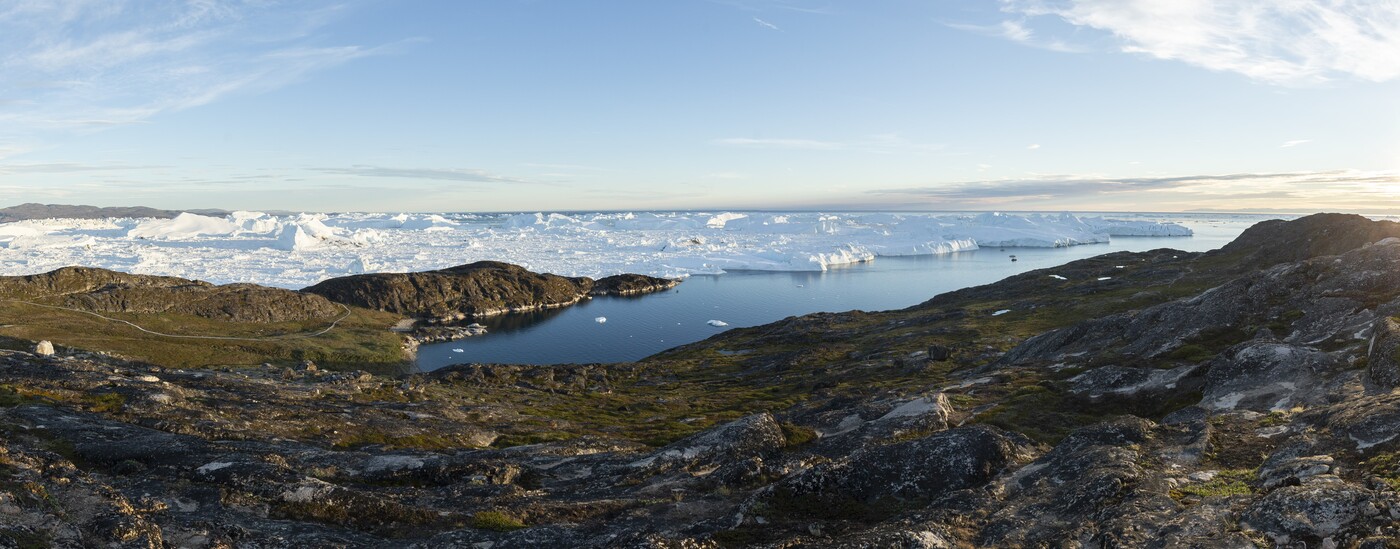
[{"x1": 1, "y1": 0, "x2": 1397, "y2": 213}]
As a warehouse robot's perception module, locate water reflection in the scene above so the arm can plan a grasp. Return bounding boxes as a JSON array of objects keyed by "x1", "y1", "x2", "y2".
[
  {"x1": 416, "y1": 218, "x2": 1260, "y2": 368},
  {"x1": 474, "y1": 306, "x2": 570, "y2": 332}
]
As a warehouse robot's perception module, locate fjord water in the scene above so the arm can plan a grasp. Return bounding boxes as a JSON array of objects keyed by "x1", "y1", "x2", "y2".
[{"x1": 416, "y1": 214, "x2": 1264, "y2": 368}]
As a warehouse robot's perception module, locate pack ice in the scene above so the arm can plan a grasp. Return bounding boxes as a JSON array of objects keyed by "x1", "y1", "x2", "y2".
[{"x1": 0, "y1": 211, "x2": 1191, "y2": 288}]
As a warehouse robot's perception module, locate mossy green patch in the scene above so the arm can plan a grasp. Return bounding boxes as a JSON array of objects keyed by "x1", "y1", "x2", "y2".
[
  {"x1": 491, "y1": 432, "x2": 573, "y2": 448},
  {"x1": 1363, "y1": 451, "x2": 1400, "y2": 491},
  {"x1": 1169, "y1": 469, "x2": 1256, "y2": 501},
  {"x1": 81, "y1": 392, "x2": 124, "y2": 413},
  {"x1": 779, "y1": 422, "x2": 818, "y2": 447},
  {"x1": 1166, "y1": 344, "x2": 1214, "y2": 363},
  {"x1": 331, "y1": 431, "x2": 465, "y2": 450},
  {"x1": 470, "y1": 510, "x2": 526, "y2": 531}
]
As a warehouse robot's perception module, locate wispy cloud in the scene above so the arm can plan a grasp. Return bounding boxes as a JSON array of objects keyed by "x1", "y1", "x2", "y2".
[
  {"x1": 714, "y1": 134, "x2": 946, "y2": 154},
  {"x1": 705, "y1": 172, "x2": 750, "y2": 180},
  {"x1": 753, "y1": 17, "x2": 780, "y2": 31},
  {"x1": 1280, "y1": 139, "x2": 1311, "y2": 148},
  {"x1": 709, "y1": 0, "x2": 834, "y2": 15},
  {"x1": 1027, "y1": 143, "x2": 1041, "y2": 150},
  {"x1": 1000, "y1": 0, "x2": 1400, "y2": 86},
  {"x1": 0, "y1": 162, "x2": 161, "y2": 174},
  {"x1": 945, "y1": 19, "x2": 1086, "y2": 53},
  {"x1": 0, "y1": 1, "x2": 392, "y2": 141},
  {"x1": 714, "y1": 137, "x2": 843, "y2": 150},
  {"x1": 317, "y1": 165, "x2": 539, "y2": 185}
]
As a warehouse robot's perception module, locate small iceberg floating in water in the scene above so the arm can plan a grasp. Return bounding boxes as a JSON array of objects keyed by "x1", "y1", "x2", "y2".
[
  {"x1": 707, "y1": 320, "x2": 729, "y2": 327},
  {"x1": 451, "y1": 348, "x2": 464, "y2": 353},
  {"x1": 595, "y1": 317, "x2": 607, "y2": 324}
]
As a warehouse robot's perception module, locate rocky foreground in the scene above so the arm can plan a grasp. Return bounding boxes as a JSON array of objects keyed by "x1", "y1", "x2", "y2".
[{"x1": 0, "y1": 213, "x2": 1399, "y2": 547}]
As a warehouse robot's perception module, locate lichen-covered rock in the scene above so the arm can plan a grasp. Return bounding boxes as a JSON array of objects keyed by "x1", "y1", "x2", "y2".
[
  {"x1": 1200, "y1": 342, "x2": 1341, "y2": 412},
  {"x1": 979, "y1": 418, "x2": 1153, "y2": 546},
  {"x1": 810, "y1": 393, "x2": 953, "y2": 456},
  {"x1": 757, "y1": 425, "x2": 1028, "y2": 521},
  {"x1": 1241, "y1": 482, "x2": 1386, "y2": 546},
  {"x1": 1257, "y1": 442, "x2": 1336, "y2": 490},
  {"x1": 1068, "y1": 363, "x2": 1202, "y2": 401},
  {"x1": 628, "y1": 413, "x2": 785, "y2": 476},
  {"x1": 1367, "y1": 317, "x2": 1400, "y2": 388},
  {"x1": 1317, "y1": 392, "x2": 1400, "y2": 453}
]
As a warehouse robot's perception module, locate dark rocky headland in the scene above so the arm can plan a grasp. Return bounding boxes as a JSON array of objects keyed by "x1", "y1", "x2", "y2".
[
  {"x1": 0, "y1": 213, "x2": 1398, "y2": 547},
  {"x1": 304, "y1": 260, "x2": 681, "y2": 320}
]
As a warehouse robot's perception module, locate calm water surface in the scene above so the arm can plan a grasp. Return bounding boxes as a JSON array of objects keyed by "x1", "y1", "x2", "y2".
[{"x1": 417, "y1": 214, "x2": 1267, "y2": 368}]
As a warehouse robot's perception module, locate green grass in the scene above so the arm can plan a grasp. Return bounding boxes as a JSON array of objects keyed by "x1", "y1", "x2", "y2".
[
  {"x1": 0, "y1": 301, "x2": 409, "y2": 372},
  {"x1": 1166, "y1": 344, "x2": 1214, "y2": 363},
  {"x1": 331, "y1": 431, "x2": 466, "y2": 450},
  {"x1": 780, "y1": 422, "x2": 818, "y2": 447},
  {"x1": 1363, "y1": 451, "x2": 1400, "y2": 491},
  {"x1": 1169, "y1": 469, "x2": 1255, "y2": 500},
  {"x1": 491, "y1": 432, "x2": 573, "y2": 448},
  {"x1": 0, "y1": 385, "x2": 26, "y2": 407},
  {"x1": 81, "y1": 393, "x2": 124, "y2": 413},
  {"x1": 470, "y1": 510, "x2": 526, "y2": 532}
]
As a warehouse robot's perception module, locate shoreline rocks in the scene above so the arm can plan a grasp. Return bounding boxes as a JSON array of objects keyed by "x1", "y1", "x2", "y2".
[{"x1": 303, "y1": 260, "x2": 681, "y2": 322}]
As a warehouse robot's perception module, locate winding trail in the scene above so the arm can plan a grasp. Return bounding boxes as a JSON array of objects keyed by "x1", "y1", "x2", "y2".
[{"x1": 0, "y1": 299, "x2": 353, "y2": 342}]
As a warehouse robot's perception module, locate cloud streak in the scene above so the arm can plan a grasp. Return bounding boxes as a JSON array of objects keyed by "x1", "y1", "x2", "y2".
[
  {"x1": 945, "y1": 19, "x2": 1085, "y2": 53},
  {"x1": 753, "y1": 17, "x2": 780, "y2": 31},
  {"x1": 1000, "y1": 0, "x2": 1400, "y2": 85},
  {"x1": 714, "y1": 134, "x2": 946, "y2": 154},
  {"x1": 0, "y1": 1, "x2": 390, "y2": 140},
  {"x1": 317, "y1": 165, "x2": 539, "y2": 185},
  {"x1": 0, "y1": 162, "x2": 162, "y2": 174},
  {"x1": 866, "y1": 170, "x2": 1400, "y2": 207}
]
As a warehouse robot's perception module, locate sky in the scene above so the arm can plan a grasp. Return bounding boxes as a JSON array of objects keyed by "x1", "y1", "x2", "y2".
[{"x1": 0, "y1": 0, "x2": 1398, "y2": 213}]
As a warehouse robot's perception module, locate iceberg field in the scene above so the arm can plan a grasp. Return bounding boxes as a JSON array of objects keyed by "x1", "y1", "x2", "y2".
[{"x1": 0, "y1": 211, "x2": 1191, "y2": 288}]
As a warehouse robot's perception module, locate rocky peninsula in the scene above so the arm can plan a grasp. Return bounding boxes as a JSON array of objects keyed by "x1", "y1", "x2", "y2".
[
  {"x1": 304, "y1": 260, "x2": 680, "y2": 321},
  {"x1": 0, "y1": 213, "x2": 1397, "y2": 547}
]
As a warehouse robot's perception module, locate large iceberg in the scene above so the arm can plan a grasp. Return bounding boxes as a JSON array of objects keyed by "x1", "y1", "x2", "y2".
[
  {"x1": 0, "y1": 210, "x2": 1192, "y2": 288},
  {"x1": 128, "y1": 212, "x2": 240, "y2": 240}
]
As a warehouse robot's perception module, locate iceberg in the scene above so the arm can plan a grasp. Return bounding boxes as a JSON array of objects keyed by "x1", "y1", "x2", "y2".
[
  {"x1": 1082, "y1": 217, "x2": 1195, "y2": 236},
  {"x1": 0, "y1": 210, "x2": 1195, "y2": 288},
  {"x1": 128, "y1": 213, "x2": 240, "y2": 240}
]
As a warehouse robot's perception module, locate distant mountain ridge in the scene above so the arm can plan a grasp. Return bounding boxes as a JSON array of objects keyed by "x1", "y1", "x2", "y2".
[{"x1": 0, "y1": 203, "x2": 228, "y2": 222}]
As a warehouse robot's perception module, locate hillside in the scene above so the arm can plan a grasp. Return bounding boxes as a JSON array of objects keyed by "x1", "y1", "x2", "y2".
[
  {"x1": 303, "y1": 260, "x2": 679, "y2": 320},
  {"x1": 0, "y1": 213, "x2": 1396, "y2": 547},
  {"x1": 0, "y1": 267, "x2": 407, "y2": 371},
  {"x1": 0, "y1": 203, "x2": 229, "y2": 222}
]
